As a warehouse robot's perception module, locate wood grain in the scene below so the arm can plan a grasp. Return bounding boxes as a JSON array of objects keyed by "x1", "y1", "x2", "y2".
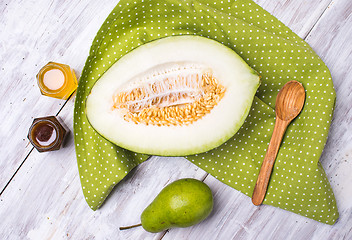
[
  {"x1": 254, "y1": 0, "x2": 333, "y2": 38},
  {"x1": 0, "y1": 0, "x2": 351, "y2": 239},
  {"x1": 252, "y1": 117, "x2": 290, "y2": 205}
]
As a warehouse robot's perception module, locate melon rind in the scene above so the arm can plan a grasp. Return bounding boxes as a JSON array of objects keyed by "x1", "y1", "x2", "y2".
[{"x1": 86, "y1": 36, "x2": 260, "y2": 156}]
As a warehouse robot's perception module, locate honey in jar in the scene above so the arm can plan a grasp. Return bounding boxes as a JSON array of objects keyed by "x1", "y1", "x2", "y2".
[
  {"x1": 36, "y1": 62, "x2": 77, "y2": 99},
  {"x1": 28, "y1": 116, "x2": 67, "y2": 152}
]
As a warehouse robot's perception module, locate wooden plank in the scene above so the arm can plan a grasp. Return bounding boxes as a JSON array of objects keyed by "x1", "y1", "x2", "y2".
[
  {"x1": 253, "y1": 0, "x2": 332, "y2": 38},
  {"x1": 0, "y1": 0, "x2": 117, "y2": 191},
  {"x1": 306, "y1": 0, "x2": 352, "y2": 208}
]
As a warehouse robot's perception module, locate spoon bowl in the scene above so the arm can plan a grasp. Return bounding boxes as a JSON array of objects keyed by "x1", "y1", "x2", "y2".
[{"x1": 276, "y1": 81, "x2": 306, "y2": 121}]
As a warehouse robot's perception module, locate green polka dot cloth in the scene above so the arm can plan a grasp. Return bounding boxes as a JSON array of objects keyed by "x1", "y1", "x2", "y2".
[{"x1": 74, "y1": 0, "x2": 339, "y2": 224}]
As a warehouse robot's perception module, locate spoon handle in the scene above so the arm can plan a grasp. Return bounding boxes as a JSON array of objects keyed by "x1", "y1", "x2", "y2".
[{"x1": 252, "y1": 117, "x2": 290, "y2": 206}]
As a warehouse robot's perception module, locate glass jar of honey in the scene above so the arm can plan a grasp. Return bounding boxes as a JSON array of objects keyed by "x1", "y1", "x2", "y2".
[
  {"x1": 36, "y1": 62, "x2": 78, "y2": 100},
  {"x1": 28, "y1": 116, "x2": 67, "y2": 152}
]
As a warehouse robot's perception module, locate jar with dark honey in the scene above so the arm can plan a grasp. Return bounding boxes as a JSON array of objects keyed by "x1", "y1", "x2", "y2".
[{"x1": 28, "y1": 116, "x2": 67, "y2": 152}]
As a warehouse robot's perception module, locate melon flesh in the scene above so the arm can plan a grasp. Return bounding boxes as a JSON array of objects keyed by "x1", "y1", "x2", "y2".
[{"x1": 86, "y1": 36, "x2": 260, "y2": 156}]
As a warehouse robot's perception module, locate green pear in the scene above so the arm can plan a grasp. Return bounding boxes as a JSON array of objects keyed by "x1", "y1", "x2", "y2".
[{"x1": 140, "y1": 178, "x2": 213, "y2": 233}]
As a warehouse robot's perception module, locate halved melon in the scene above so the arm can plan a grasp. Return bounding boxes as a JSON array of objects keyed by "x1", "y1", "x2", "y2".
[{"x1": 86, "y1": 36, "x2": 260, "y2": 156}]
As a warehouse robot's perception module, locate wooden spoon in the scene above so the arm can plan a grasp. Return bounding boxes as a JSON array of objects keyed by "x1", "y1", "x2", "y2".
[{"x1": 252, "y1": 80, "x2": 305, "y2": 206}]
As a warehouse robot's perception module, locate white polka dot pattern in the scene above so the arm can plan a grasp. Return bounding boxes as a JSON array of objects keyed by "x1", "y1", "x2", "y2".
[{"x1": 73, "y1": 0, "x2": 338, "y2": 224}]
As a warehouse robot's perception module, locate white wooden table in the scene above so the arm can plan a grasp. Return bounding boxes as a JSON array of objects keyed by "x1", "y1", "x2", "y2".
[{"x1": 1, "y1": 0, "x2": 351, "y2": 239}]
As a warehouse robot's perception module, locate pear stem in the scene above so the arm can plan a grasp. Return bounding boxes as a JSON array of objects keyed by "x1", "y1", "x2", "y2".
[{"x1": 119, "y1": 223, "x2": 142, "y2": 230}]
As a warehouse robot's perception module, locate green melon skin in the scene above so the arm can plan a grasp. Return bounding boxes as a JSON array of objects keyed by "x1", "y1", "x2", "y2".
[
  {"x1": 140, "y1": 178, "x2": 213, "y2": 233},
  {"x1": 86, "y1": 35, "x2": 260, "y2": 156}
]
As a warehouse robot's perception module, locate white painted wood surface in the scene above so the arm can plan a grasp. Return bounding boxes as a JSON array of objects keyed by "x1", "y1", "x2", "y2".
[{"x1": 0, "y1": 0, "x2": 351, "y2": 239}]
